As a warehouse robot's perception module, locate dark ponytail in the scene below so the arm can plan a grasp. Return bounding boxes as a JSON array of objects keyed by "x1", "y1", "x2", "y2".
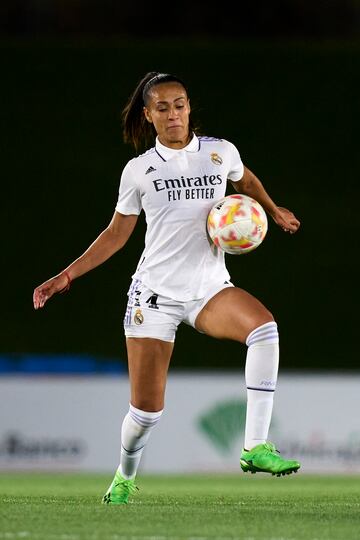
[
  {"x1": 122, "y1": 71, "x2": 195, "y2": 152},
  {"x1": 122, "y1": 72, "x2": 157, "y2": 153}
]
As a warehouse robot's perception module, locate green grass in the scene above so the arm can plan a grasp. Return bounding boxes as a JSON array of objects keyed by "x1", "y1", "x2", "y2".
[{"x1": 1, "y1": 473, "x2": 360, "y2": 540}]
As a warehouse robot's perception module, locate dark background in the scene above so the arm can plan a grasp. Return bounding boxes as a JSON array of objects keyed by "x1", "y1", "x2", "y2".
[{"x1": 2, "y1": 1, "x2": 359, "y2": 371}]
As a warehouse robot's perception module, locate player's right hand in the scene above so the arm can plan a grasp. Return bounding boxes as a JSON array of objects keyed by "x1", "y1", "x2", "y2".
[{"x1": 33, "y1": 273, "x2": 70, "y2": 310}]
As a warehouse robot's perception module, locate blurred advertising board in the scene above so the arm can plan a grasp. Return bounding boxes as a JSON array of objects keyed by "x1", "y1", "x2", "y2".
[{"x1": 0, "y1": 373, "x2": 359, "y2": 473}]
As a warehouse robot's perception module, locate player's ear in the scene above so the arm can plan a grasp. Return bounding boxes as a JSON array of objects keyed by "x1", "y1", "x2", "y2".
[{"x1": 143, "y1": 107, "x2": 152, "y2": 123}]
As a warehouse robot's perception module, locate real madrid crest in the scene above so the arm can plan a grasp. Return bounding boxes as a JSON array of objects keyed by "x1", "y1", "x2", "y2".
[
  {"x1": 134, "y1": 309, "x2": 144, "y2": 325},
  {"x1": 211, "y1": 152, "x2": 223, "y2": 165}
]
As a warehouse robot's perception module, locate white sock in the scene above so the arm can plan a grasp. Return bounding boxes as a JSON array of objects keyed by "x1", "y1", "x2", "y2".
[
  {"x1": 117, "y1": 403, "x2": 163, "y2": 479},
  {"x1": 244, "y1": 321, "x2": 279, "y2": 451}
]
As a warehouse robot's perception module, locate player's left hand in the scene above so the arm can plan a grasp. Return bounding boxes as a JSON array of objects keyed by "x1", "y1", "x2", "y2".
[{"x1": 272, "y1": 207, "x2": 300, "y2": 234}]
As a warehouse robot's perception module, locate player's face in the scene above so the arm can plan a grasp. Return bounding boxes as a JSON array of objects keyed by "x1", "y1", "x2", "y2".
[{"x1": 143, "y1": 82, "x2": 191, "y2": 149}]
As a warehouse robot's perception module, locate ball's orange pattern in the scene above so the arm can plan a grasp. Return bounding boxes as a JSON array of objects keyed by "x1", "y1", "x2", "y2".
[{"x1": 207, "y1": 194, "x2": 267, "y2": 254}]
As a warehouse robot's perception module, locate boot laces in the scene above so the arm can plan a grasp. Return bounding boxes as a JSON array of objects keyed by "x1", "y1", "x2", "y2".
[
  {"x1": 115, "y1": 478, "x2": 139, "y2": 494},
  {"x1": 263, "y1": 442, "x2": 281, "y2": 455}
]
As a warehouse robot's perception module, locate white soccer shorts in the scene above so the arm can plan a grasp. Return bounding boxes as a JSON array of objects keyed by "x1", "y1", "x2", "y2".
[{"x1": 123, "y1": 278, "x2": 234, "y2": 342}]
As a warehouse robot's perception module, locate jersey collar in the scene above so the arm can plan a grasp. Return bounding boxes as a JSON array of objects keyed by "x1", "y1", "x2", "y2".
[{"x1": 155, "y1": 133, "x2": 200, "y2": 161}]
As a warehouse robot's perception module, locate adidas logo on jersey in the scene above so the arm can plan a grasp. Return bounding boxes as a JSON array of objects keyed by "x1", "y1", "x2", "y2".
[{"x1": 145, "y1": 166, "x2": 156, "y2": 174}]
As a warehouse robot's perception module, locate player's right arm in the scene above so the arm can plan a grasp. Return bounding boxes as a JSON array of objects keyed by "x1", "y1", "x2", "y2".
[{"x1": 33, "y1": 211, "x2": 138, "y2": 310}]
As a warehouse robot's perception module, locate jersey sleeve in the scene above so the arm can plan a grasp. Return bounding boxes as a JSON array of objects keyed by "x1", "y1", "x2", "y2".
[
  {"x1": 226, "y1": 141, "x2": 244, "y2": 182},
  {"x1": 115, "y1": 162, "x2": 142, "y2": 215}
]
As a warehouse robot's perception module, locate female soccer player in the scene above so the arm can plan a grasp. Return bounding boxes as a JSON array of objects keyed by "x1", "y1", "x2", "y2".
[{"x1": 33, "y1": 72, "x2": 301, "y2": 504}]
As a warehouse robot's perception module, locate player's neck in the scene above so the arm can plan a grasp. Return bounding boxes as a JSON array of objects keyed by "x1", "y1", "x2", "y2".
[{"x1": 158, "y1": 133, "x2": 192, "y2": 150}]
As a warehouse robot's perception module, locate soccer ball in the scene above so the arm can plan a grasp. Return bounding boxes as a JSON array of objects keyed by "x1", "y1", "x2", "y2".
[{"x1": 207, "y1": 194, "x2": 268, "y2": 254}]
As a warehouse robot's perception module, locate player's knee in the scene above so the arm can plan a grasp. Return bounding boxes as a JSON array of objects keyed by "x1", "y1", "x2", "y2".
[{"x1": 248, "y1": 308, "x2": 274, "y2": 332}]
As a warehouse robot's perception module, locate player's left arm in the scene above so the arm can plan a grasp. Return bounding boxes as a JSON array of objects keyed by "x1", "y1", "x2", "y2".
[{"x1": 230, "y1": 166, "x2": 301, "y2": 234}]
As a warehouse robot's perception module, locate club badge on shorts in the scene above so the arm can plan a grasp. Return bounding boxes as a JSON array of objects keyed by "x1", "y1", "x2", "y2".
[
  {"x1": 210, "y1": 152, "x2": 223, "y2": 165},
  {"x1": 134, "y1": 309, "x2": 144, "y2": 325}
]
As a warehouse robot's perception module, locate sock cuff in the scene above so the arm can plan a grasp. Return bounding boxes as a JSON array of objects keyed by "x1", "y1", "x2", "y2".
[
  {"x1": 129, "y1": 403, "x2": 163, "y2": 428},
  {"x1": 246, "y1": 321, "x2": 279, "y2": 347}
]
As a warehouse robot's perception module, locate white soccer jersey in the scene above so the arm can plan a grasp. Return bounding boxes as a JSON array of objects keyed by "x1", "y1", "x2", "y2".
[{"x1": 115, "y1": 134, "x2": 244, "y2": 301}]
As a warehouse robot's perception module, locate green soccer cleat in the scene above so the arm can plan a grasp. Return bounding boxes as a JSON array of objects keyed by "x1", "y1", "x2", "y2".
[
  {"x1": 102, "y1": 471, "x2": 138, "y2": 505},
  {"x1": 240, "y1": 442, "x2": 300, "y2": 476}
]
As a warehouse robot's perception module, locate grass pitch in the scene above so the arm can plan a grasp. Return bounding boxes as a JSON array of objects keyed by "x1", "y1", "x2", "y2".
[{"x1": 0, "y1": 473, "x2": 360, "y2": 540}]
